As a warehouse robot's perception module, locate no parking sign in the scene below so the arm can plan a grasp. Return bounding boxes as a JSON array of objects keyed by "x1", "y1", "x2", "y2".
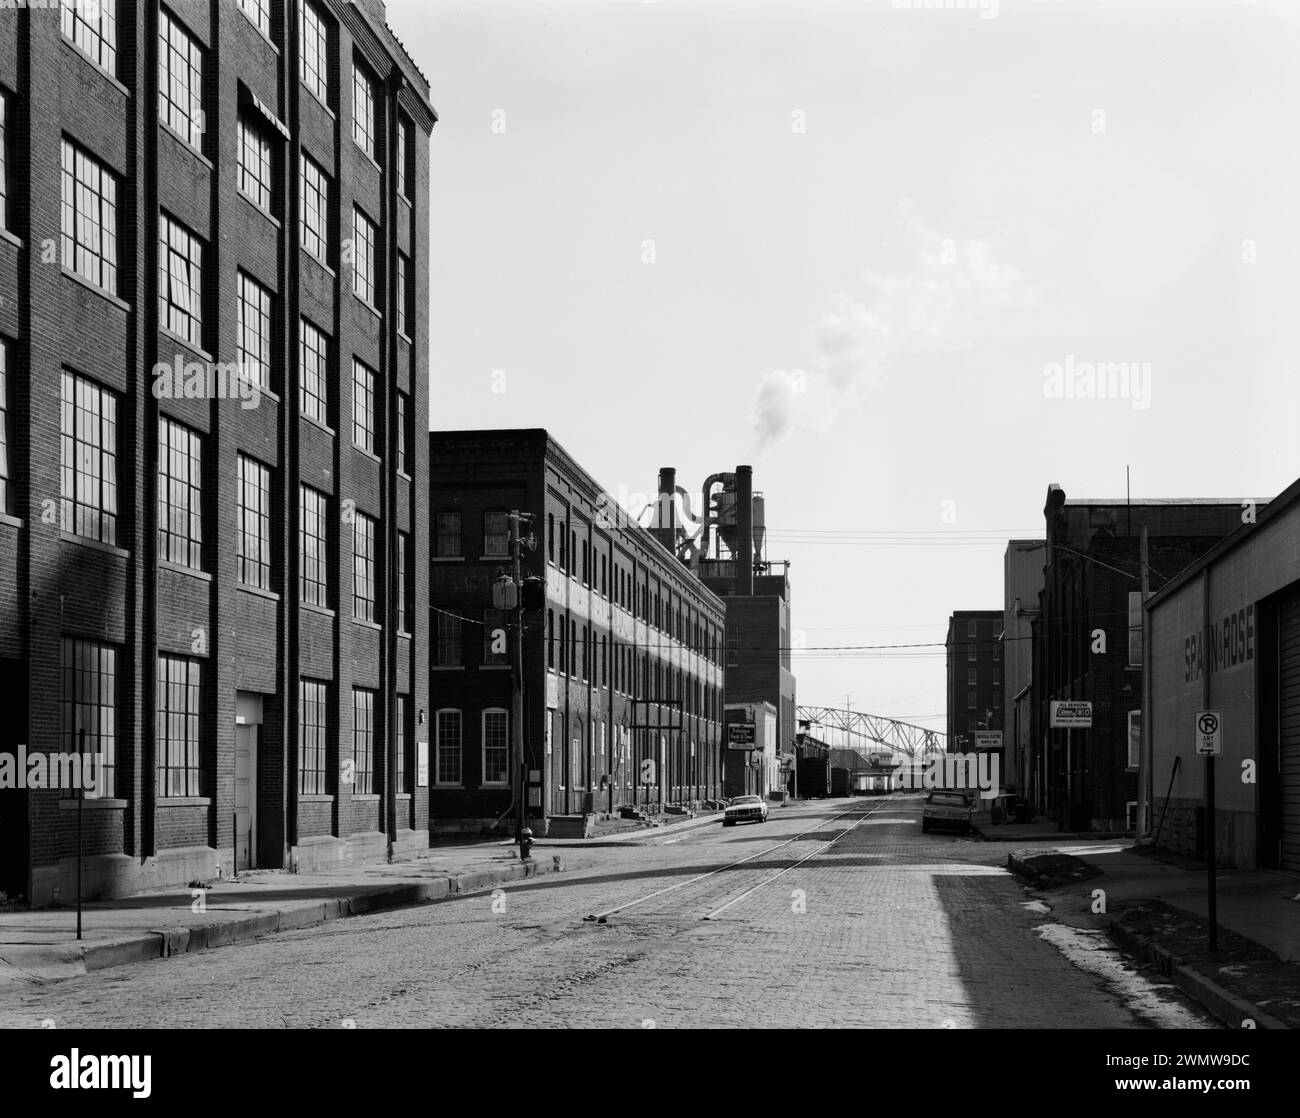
[{"x1": 1194, "y1": 710, "x2": 1222, "y2": 756}]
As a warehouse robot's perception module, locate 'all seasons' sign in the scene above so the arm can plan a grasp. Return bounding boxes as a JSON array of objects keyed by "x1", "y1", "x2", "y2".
[{"x1": 1184, "y1": 604, "x2": 1255, "y2": 683}]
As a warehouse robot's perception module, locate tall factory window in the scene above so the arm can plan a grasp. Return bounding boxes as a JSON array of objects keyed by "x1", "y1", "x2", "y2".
[
  {"x1": 435, "y1": 510, "x2": 461, "y2": 557},
  {"x1": 570, "y1": 620, "x2": 577, "y2": 676},
  {"x1": 435, "y1": 611, "x2": 462, "y2": 667},
  {"x1": 299, "y1": 484, "x2": 328, "y2": 608},
  {"x1": 300, "y1": 317, "x2": 330, "y2": 426},
  {"x1": 159, "y1": 212, "x2": 203, "y2": 346},
  {"x1": 300, "y1": 153, "x2": 330, "y2": 262},
  {"x1": 484, "y1": 511, "x2": 510, "y2": 557},
  {"x1": 62, "y1": 0, "x2": 118, "y2": 75},
  {"x1": 300, "y1": 1, "x2": 331, "y2": 106},
  {"x1": 395, "y1": 392, "x2": 408, "y2": 474},
  {"x1": 352, "y1": 205, "x2": 378, "y2": 307},
  {"x1": 298, "y1": 679, "x2": 328, "y2": 794},
  {"x1": 60, "y1": 372, "x2": 118, "y2": 545},
  {"x1": 547, "y1": 610, "x2": 555, "y2": 670},
  {"x1": 0, "y1": 341, "x2": 9, "y2": 516},
  {"x1": 238, "y1": 116, "x2": 273, "y2": 212},
  {"x1": 435, "y1": 709, "x2": 462, "y2": 786},
  {"x1": 352, "y1": 511, "x2": 377, "y2": 622},
  {"x1": 547, "y1": 514, "x2": 554, "y2": 563},
  {"x1": 159, "y1": 8, "x2": 205, "y2": 150},
  {"x1": 157, "y1": 654, "x2": 203, "y2": 797},
  {"x1": 1127, "y1": 592, "x2": 1143, "y2": 667},
  {"x1": 236, "y1": 454, "x2": 272, "y2": 590},
  {"x1": 239, "y1": 0, "x2": 271, "y2": 37},
  {"x1": 351, "y1": 358, "x2": 376, "y2": 454},
  {"x1": 61, "y1": 139, "x2": 119, "y2": 294},
  {"x1": 1127, "y1": 710, "x2": 1141, "y2": 769},
  {"x1": 396, "y1": 532, "x2": 409, "y2": 633},
  {"x1": 396, "y1": 695, "x2": 409, "y2": 794},
  {"x1": 236, "y1": 271, "x2": 273, "y2": 391},
  {"x1": 158, "y1": 417, "x2": 203, "y2": 570},
  {"x1": 61, "y1": 638, "x2": 117, "y2": 798},
  {"x1": 352, "y1": 57, "x2": 376, "y2": 159},
  {"x1": 352, "y1": 689, "x2": 374, "y2": 794},
  {"x1": 581, "y1": 540, "x2": 589, "y2": 585},
  {"x1": 482, "y1": 709, "x2": 509, "y2": 786}
]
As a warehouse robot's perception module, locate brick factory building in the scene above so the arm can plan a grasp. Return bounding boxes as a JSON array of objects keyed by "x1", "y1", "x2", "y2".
[
  {"x1": 0, "y1": 0, "x2": 436, "y2": 902},
  {"x1": 426, "y1": 430, "x2": 727, "y2": 832},
  {"x1": 1030, "y1": 485, "x2": 1261, "y2": 832},
  {"x1": 945, "y1": 610, "x2": 1003, "y2": 751}
]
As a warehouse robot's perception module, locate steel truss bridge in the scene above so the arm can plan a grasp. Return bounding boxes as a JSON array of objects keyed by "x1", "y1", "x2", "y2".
[{"x1": 796, "y1": 706, "x2": 947, "y2": 763}]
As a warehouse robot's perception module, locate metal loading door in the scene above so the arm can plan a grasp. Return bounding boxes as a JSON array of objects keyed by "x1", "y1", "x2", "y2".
[{"x1": 1280, "y1": 590, "x2": 1300, "y2": 871}]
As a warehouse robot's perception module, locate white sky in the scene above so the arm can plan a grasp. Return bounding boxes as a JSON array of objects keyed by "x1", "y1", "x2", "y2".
[{"x1": 389, "y1": 0, "x2": 1300, "y2": 733}]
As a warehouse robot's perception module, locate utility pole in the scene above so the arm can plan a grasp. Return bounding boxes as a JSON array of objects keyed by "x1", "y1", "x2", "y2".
[{"x1": 509, "y1": 512, "x2": 528, "y2": 852}]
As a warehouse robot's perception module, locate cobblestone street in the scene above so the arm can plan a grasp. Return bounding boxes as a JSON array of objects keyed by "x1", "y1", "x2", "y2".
[{"x1": 0, "y1": 797, "x2": 1214, "y2": 1029}]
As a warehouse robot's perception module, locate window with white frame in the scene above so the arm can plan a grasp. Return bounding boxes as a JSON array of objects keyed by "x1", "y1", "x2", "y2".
[
  {"x1": 158, "y1": 417, "x2": 202, "y2": 570},
  {"x1": 482, "y1": 708, "x2": 509, "y2": 785},
  {"x1": 1128, "y1": 591, "x2": 1143, "y2": 667},
  {"x1": 396, "y1": 253, "x2": 410, "y2": 336},
  {"x1": 300, "y1": 483, "x2": 328, "y2": 607},
  {"x1": 300, "y1": 1, "x2": 329, "y2": 105},
  {"x1": 60, "y1": 371, "x2": 118, "y2": 544},
  {"x1": 236, "y1": 454, "x2": 271, "y2": 590},
  {"x1": 61, "y1": 638, "x2": 117, "y2": 798},
  {"x1": 299, "y1": 317, "x2": 329, "y2": 426},
  {"x1": 157, "y1": 654, "x2": 202, "y2": 797},
  {"x1": 351, "y1": 358, "x2": 376, "y2": 453},
  {"x1": 236, "y1": 271, "x2": 272, "y2": 391},
  {"x1": 436, "y1": 709, "x2": 462, "y2": 785},
  {"x1": 352, "y1": 205, "x2": 378, "y2": 306},
  {"x1": 396, "y1": 530, "x2": 408, "y2": 633},
  {"x1": 353, "y1": 688, "x2": 375, "y2": 794},
  {"x1": 159, "y1": 8, "x2": 204, "y2": 149},
  {"x1": 0, "y1": 89, "x2": 9, "y2": 231},
  {"x1": 353, "y1": 510, "x2": 377, "y2": 622},
  {"x1": 397, "y1": 116, "x2": 413, "y2": 200},
  {"x1": 159, "y1": 213, "x2": 203, "y2": 346},
  {"x1": 396, "y1": 694, "x2": 408, "y2": 793},
  {"x1": 61, "y1": 139, "x2": 119, "y2": 294},
  {"x1": 61, "y1": 0, "x2": 117, "y2": 75},
  {"x1": 352, "y1": 59, "x2": 375, "y2": 158},
  {"x1": 300, "y1": 153, "x2": 329, "y2": 262},
  {"x1": 1127, "y1": 709, "x2": 1141, "y2": 769},
  {"x1": 483, "y1": 510, "x2": 509, "y2": 558},
  {"x1": 395, "y1": 391, "x2": 407, "y2": 475},
  {"x1": 238, "y1": 0, "x2": 270, "y2": 37},
  {"x1": 299, "y1": 678, "x2": 327, "y2": 794},
  {"x1": 237, "y1": 116, "x2": 272, "y2": 211}
]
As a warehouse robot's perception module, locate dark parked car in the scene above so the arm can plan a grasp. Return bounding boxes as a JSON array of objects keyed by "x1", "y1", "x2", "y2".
[{"x1": 921, "y1": 790, "x2": 973, "y2": 835}]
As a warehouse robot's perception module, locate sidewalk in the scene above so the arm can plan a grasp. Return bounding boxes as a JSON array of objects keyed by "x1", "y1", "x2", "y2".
[
  {"x1": 0, "y1": 812, "x2": 725, "y2": 989},
  {"x1": 1007, "y1": 841, "x2": 1300, "y2": 1029}
]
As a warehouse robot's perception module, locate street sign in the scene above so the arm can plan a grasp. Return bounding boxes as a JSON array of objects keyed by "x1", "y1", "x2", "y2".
[
  {"x1": 1050, "y1": 701, "x2": 1092, "y2": 728},
  {"x1": 974, "y1": 731, "x2": 1003, "y2": 750},
  {"x1": 727, "y1": 723, "x2": 756, "y2": 748},
  {"x1": 1194, "y1": 710, "x2": 1222, "y2": 756}
]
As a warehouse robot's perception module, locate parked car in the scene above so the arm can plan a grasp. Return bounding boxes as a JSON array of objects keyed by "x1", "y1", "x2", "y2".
[
  {"x1": 723, "y1": 795, "x2": 769, "y2": 827},
  {"x1": 921, "y1": 790, "x2": 973, "y2": 835}
]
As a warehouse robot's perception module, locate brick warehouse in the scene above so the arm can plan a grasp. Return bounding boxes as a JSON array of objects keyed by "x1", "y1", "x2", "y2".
[
  {"x1": 1030, "y1": 485, "x2": 1263, "y2": 832},
  {"x1": 0, "y1": 0, "x2": 436, "y2": 903},
  {"x1": 945, "y1": 609, "x2": 1002, "y2": 750},
  {"x1": 427, "y1": 430, "x2": 727, "y2": 833}
]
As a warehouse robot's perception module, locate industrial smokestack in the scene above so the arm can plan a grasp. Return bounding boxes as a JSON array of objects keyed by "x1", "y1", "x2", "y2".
[
  {"x1": 652, "y1": 466, "x2": 677, "y2": 553},
  {"x1": 737, "y1": 465, "x2": 754, "y2": 595},
  {"x1": 752, "y1": 492, "x2": 766, "y2": 569}
]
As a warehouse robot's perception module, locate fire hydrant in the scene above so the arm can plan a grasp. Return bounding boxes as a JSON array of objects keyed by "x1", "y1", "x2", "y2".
[{"x1": 519, "y1": 827, "x2": 533, "y2": 862}]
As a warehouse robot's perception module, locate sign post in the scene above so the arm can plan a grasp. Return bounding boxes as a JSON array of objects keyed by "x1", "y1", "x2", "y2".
[
  {"x1": 1195, "y1": 710, "x2": 1222, "y2": 951},
  {"x1": 1050, "y1": 702, "x2": 1092, "y2": 830}
]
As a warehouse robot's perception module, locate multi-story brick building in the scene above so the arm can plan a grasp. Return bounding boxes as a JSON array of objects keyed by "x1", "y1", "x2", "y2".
[
  {"x1": 945, "y1": 610, "x2": 1003, "y2": 751},
  {"x1": 426, "y1": 429, "x2": 727, "y2": 832},
  {"x1": 1002, "y1": 540, "x2": 1044, "y2": 798},
  {"x1": 1030, "y1": 485, "x2": 1260, "y2": 831},
  {"x1": 0, "y1": 0, "x2": 435, "y2": 902}
]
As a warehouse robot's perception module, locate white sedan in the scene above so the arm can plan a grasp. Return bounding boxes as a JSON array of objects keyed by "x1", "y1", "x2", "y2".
[{"x1": 723, "y1": 795, "x2": 769, "y2": 826}]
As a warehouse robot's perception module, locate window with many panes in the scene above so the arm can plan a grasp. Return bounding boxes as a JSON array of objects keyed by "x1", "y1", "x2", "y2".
[
  {"x1": 435, "y1": 611, "x2": 461, "y2": 666},
  {"x1": 300, "y1": 484, "x2": 328, "y2": 607},
  {"x1": 157, "y1": 654, "x2": 202, "y2": 797},
  {"x1": 60, "y1": 371, "x2": 118, "y2": 544},
  {"x1": 396, "y1": 531, "x2": 408, "y2": 633},
  {"x1": 159, "y1": 213, "x2": 203, "y2": 346},
  {"x1": 236, "y1": 271, "x2": 272, "y2": 391},
  {"x1": 237, "y1": 116, "x2": 272, "y2": 211},
  {"x1": 61, "y1": 638, "x2": 117, "y2": 798},
  {"x1": 0, "y1": 339, "x2": 10, "y2": 517},
  {"x1": 484, "y1": 610, "x2": 508, "y2": 666},
  {"x1": 352, "y1": 358, "x2": 376, "y2": 453},
  {"x1": 352, "y1": 58, "x2": 375, "y2": 158},
  {"x1": 236, "y1": 454, "x2": 271, "y2": 589},
  {"x1": 299, "y1": 678, "x2": 327, "y2": 794},
  {"x1": 61, "y1": 139, "x2": 118, "y2": 293},
  {"x1": 1127, "y1": 591, "x2": 1143, "y2": 667},
  {"x1": 397, "y1": 115, "x2": 413, "y2": 200},
  {"x1": 0, "y1": 89, "x2": 9, "y2": 231},
  {"x1": 158, "y1": 417, "x2": 202, "y2": 569},
  {"x1": 1127, "y1": 709, "x2": 1141, "y2": 769},
  {"x1": 435, "y1": 510, "x2": 461, "y2": 557},
  {"x1": 352, "y1": 205, "x2": 378, "y2": 306},
  {"x1": 300, "y1": 153, "x2": 329, "y2": 262},
  {"x1": 353, "y1": 510, "x2": 377, "y2": 622},
  {"x1": 352, "y1": 688, "x2": 374, "y2": 794},
  {"x1": 396, "y1": 694, "x2": 408, "y2": 793},
  {"x1": 396, "y1": 253, "x2": 410, "y2": 336},
  {"x1": 396, "y1": 392, "x2": 407, "y2": 475},
  {"x1": 484, "y1": 511, "x2": 509, "y2": 558},
  {"x1": 239, "y1": 0, "x2": 270, "y2": 37},
  {"x1": 299, "y1": 317, "x2": 329, "y2": 425},
  {"x1": 62, "y1": 0, "x2": 117, "y2": 75},
  {"x1": 482, "y1": 709, "x2": 508, "y2": 785},
  {"x1": 436, "y1": 709, "x2": 462, "y2": 786},
  {"x1": 159, "y1": 8, "x2": 204, "y2": 150},
  {"x1": 300, "y1": 1, "x2": 329, "y2": 105}
]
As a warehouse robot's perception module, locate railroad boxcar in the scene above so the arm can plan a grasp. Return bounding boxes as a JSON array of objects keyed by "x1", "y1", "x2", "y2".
[
  {"x1": 830, "y1": 766, "x2": 851, "y2": 797},
  {"x1": 798, "y1": 756, "x2": 831, "y2": 798}
]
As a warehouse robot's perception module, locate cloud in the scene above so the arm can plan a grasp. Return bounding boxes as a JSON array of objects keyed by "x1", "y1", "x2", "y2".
[{"x1": 752, "y1": 200, "x2": 1038, "y2": 445}]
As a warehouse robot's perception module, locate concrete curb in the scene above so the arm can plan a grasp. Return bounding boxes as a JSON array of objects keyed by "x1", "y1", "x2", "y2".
[
  {"x1": 533, "y1": 811, "x2": 723, "y2": 847},
  {"x1": 17, "y1": 858, "x2": 558, "y2": 981},
  {"x1": 1107, "y1": 920, "x2": 1290, "y2": 1030},
  {"x1": 974, "y1": 824, "x2": 1134, "y2": 842}
]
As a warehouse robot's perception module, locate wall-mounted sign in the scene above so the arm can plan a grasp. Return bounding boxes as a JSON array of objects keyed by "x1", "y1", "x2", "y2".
[
  {"x1": 727, "y1": 723, "x2": 756, "y2": 749},
  {"x1": 417, "y1": 741, "x2": 429, "y2": 788},
  {"x1": 974, "y1": 731, "x2": 1003, "y2": 749},
  {"x1": 1050, "y1": 701, "x2": 1092, "y2": 728}
]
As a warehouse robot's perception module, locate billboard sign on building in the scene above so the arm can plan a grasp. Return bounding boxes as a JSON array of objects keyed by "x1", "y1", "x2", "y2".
[
  {"x1": 1050, "y1": 701, "x2": 1092, "y2": 728},
  {"x1": 728, "y1": 723, "x2": 756, "y2": 749}
]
